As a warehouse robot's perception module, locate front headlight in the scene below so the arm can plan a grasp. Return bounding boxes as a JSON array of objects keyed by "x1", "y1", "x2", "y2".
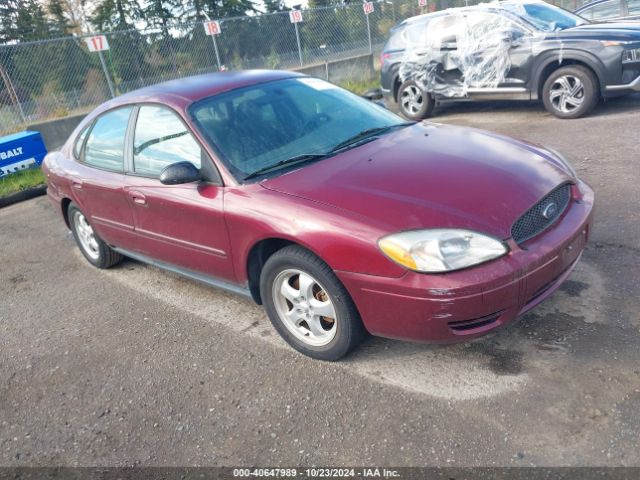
[
  {"x1": 378, "y1": 229, "x2": 508, "y2": 273},
  {"x1": 622, "y1": 48, "x2": 640, "y2": 63},
  {"x1": 546, "y1": 147, "x2": 577, "y2": 178}
]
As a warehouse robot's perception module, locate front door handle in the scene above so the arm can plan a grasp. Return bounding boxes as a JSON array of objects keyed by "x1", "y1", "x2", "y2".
[
  {"x1": 72, "y1": 181, "x2": 83, "y2": 190},
  {"x1": 128, "y1": 191, "x2": 147, "y2": 206}
]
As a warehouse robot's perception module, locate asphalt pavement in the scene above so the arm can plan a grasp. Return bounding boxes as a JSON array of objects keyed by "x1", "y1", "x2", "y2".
[{"x1": 1, "y1": 94, "x2": 640, "y2": 467}]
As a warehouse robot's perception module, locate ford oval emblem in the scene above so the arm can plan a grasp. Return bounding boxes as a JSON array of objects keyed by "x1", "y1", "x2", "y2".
[{"x1": 542, "y1": 201, "x2": 558, "y2": 219}]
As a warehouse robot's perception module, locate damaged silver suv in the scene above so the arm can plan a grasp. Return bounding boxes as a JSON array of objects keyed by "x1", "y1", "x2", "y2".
[{"x1": 380, "y1": 0, "x2": 640, "y2": 119}]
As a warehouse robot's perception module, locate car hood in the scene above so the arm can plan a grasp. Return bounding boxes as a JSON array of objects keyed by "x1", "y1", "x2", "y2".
[
  {"x1": 260, "y1": 123, "x2": 573, "y2": 239},
  {"x1": 555, "y1": 22, "x2": 640, "y2": 42}
]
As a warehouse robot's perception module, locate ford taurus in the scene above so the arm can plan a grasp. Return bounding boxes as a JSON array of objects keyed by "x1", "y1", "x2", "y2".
[{"x1": 43, "y1": 70, "x2": 594, "y2": 360}]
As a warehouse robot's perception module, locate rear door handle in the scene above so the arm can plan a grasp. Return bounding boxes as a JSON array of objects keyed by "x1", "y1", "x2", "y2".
[
  {"x1": 128, "y1": 191, "x2": 147, "y2": 206},
  {"x1": 72, "y1": 181, "x2": 83, "y2": 190}
]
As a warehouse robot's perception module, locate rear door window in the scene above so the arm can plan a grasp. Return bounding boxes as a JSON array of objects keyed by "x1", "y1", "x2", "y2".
[
  {"x1": 425, "y1": 15, "x2": 464, "y2": 50},
  {"x1": 83, "y1": 107, "x2": 133, "y2": 171}
]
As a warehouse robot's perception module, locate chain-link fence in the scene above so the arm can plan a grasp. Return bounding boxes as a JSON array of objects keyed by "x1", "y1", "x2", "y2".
[{"x1": 0, "y1": 0, "x2": 587, "y2": 135}]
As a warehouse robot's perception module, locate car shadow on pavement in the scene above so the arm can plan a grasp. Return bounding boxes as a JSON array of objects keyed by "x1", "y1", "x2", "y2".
[{"x1": 340, "y1": 255, "x2": 624, "y2": 400}]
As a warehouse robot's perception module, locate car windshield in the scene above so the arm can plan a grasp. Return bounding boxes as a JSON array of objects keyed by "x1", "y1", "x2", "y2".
[
  {"x1": 189, "y1": 77, "x2": 408, "y2": 179},
  {"x1": 507, "y1": 2, "x2": 589, "y2": 31}
]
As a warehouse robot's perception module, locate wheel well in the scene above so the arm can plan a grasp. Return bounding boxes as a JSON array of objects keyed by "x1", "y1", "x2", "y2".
[
  {"x1": 393, "y1": 75, "x2": 402, "y2": 102},
  {"x1": 61, "y1": 197, "x2": 72, "y2": 228},
  {"x1": 246, "y1": 238, "x2": 296, "y2": 305},
  {"x1": 537, "y1": 60, "x2": 600, "y2": 100}
]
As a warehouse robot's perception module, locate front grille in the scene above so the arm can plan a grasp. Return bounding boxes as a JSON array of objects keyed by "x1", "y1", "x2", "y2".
[{"x1": 511, "y1": 184, "x2": 572, "y2": 245}]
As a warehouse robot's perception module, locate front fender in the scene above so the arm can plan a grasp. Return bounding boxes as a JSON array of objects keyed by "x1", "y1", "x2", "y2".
[
  {"x1": 223, "y1": 185, "x2": 407, "y2": 286},
  {"x1": 531, "y1": 48, "x2": 614, "y2": 98}
]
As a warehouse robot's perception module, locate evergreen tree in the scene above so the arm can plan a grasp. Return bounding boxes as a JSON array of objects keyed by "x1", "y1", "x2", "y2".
[
  {"x1": 263, "y1": 0, "x2": 285, "y2": 13},
  {"x1": 308, "y1": 0, "x2": 332, "y2": 7},
  {"x1": 15, "y1": 0, "x2": 50, "y2": 40},
  {"x1": 48, "y1": 0, "x2": 73, "y2": 36},
  {"x1": 184, "y1": 0, "x2": 257, "y2": 22},
  {"x1": 0, "y1": 0, "x2": 21, "y2": 43},
  {"x1": 143, "y1": 0, "x2": 182, "y2": 30},
  {"x1": 91, "y1": 0, "x2": 141, "y2": 31}
]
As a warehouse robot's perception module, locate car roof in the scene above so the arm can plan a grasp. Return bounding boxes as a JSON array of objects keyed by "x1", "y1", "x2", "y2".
[
  {"x1": 108, "y1": 69, "x2": 303, "y2": 108},
  {"x1": 392, "y1": 0, "x2": 540, "y2": 29}
]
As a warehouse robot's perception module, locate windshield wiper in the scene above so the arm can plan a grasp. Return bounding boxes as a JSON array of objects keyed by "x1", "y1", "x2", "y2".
[
  {"x1": 328, "y1": 122, "x2": 414, "y2": 153},
  {"x1": 243, "y1": 153, "x2": 328, "y2": 181},
  {"x1": 242, "y1": 122, "x2": 414, "y2": 181}
]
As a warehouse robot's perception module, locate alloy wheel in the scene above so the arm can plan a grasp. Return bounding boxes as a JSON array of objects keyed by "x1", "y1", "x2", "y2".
[
  {"x1": 272, "y1": 268, "x2": 337, "y2": 347},
  {"x1": 73, "y1": 211, "x2": 100, "y2": 260},
  {"x1": 549, "y1": 75, "x2": 584, "y2": 114},
  {"x1": 400, "y1": 84, "x2": 424, "y2": 115}
]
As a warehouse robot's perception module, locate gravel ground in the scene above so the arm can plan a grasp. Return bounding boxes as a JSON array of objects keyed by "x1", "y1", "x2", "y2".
[{"x1": 1, "y1": 94, "x2": 640, "y2": 467}]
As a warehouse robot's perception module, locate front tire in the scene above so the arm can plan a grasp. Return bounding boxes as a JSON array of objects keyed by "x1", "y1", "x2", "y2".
[
  {"x1": 398, "y1": 79, "x2": 435, "y2": 120},
  {"x1": 260, "y1": 246, "x2": 366, "y2": 361},
  {"x1": 68, "y1": 203, "x2": 122, "y2": 269},
  {"x1": 542, "y1": 65, "x2": 599, "y2": 119}
]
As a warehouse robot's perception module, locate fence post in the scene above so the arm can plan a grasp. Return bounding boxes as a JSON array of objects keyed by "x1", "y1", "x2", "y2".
[
  {"x1": 365, "y1": 9, "x2": 373, "y2": 54},
  {"x1": 98, "y1": 50, "x2": 116, "y2": 98},
  {"x1": 0, "y1": 60, "x2": 27, "y2": 124},
  {"x1": 211, "y1": 34, "x2": 222, "y2": 70},
  {"x1": 294, "y1": 21, "x2": 303, "y2": 67},
  {"x1": 73, "y1": 88, "x2": 81, "y2": 109}
]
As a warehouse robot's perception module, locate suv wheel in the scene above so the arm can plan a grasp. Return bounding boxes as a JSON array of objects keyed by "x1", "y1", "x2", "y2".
[
  {"x1": 542, "y1": 65, "x2": 599, "y2": 119},
  {"x1": 398, "y1": 80, "x2": 434, "y2": 120},
  {"x1": 68, "y1": 202, "x2": 123, "y2": 268},
  {"x1": 260, "y1": 245, "x2": 366, "y2": 361}
]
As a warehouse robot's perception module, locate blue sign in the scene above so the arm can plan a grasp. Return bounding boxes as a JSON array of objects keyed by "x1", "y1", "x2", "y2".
[{"x1": 0, "y1": 131, "x2": 47, "y2": 177}]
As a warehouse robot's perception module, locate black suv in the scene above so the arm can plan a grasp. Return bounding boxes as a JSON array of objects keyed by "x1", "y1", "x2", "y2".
[{"x1": 380, "y1": 1, "x2": 640, "y2": 119}]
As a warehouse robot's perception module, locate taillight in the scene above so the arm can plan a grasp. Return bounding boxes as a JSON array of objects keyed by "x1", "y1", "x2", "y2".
[{"x1": 380, "y1": 52, "x2": 391, "y2": 65}]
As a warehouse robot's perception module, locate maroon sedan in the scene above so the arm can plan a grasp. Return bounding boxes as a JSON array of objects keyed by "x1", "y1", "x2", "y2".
[{"x1": 43, "y1": 70, "x2": 594, "y2": 360}]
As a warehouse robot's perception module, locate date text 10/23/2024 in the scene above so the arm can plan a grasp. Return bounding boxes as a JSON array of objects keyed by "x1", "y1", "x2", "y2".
[{"x1": 232, "y1": 468, "x2": 401, "y2": 478}]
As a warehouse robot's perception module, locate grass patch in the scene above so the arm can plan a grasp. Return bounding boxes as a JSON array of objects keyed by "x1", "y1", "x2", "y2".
[
  {"x1": 0, "y1": 168, "x2": 46, "y2": 198},
  {"x1": 339, "y1": 78, "x2": 381, "y2": 95}
]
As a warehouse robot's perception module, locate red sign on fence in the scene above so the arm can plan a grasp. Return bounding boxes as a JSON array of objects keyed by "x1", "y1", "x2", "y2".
[
  {"x1": 363, "y1": 2, "x2": 375, "y2": 14},
  {"x1": 418, "y1": 0, "x2": 427, "y2": 7},
  {"x1": 289, "y1": 10, "x2": 303, "y2": 23},
  {"x1": 84, "y1": 35, "x2": 110, "y2": 52},
  {"x1": 203, "y1": 20, "x2": 222, "y2": 35}
]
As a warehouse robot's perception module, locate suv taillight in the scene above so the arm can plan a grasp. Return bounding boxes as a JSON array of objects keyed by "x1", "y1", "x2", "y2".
[{"x1": 380, "y1": 52, "x2": 391, "y2": 65}]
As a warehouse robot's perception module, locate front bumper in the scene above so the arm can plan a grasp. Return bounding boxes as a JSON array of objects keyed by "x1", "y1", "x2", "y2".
[{"x1": 336, "y1": 180, "x2": 595, "y2": 343}]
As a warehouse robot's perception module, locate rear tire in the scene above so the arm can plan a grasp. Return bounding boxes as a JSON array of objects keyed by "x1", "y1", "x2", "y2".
[
  {"x1": 542, "y1": 65, "x2": 599, "y2": 119},
  {"x1": 260, "y1": 245, "x2": 366, "y2": 361},
  {"x1": 397, "y1": 79, "x2": 435, "y2": 120},
  {"x1": 68, "y1": 202, "x2": 122, "y2": 269}
]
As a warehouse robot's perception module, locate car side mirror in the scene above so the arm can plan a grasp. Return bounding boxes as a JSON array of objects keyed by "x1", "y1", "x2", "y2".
[{"x1": 159, "y1": 161, "x2": 202, "y2": 185}]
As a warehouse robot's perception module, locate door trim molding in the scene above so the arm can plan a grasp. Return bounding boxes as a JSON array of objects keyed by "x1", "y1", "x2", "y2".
[
  {"x1": 135, "y1": 227, "x2": 227, "y2": 257},
  {"x1": 92, "y1": 215, "x2": 134, "y2": 232}
]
